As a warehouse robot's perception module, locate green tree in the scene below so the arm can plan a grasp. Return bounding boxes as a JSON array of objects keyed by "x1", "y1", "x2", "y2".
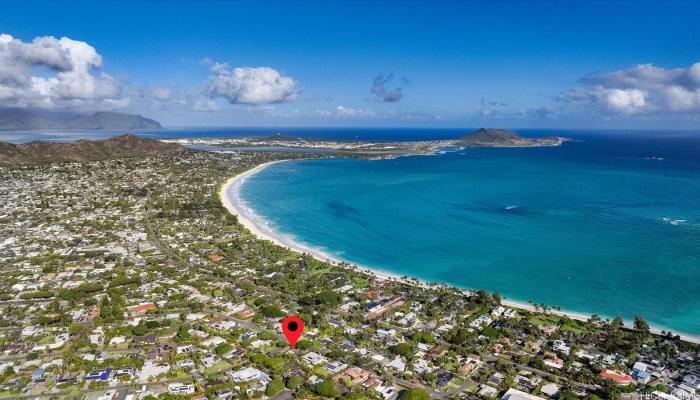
[
  {"x1": 266, "y1": 378, "x2": 285, "y2": 397},
  {"x1": 285, "y1": 375, "x2": 303, "y2": 390},
  {"x1": 634, "y1": 315, "x2": 650, "y2": 340},
  {"x1": 389, "y1": 343, "x2": 414, "y2": 357},
  {"x1": 215, "y1": 342, "x2": 233, "y2": 356},
  {"x1": 316, "y1": 381, "x2": 340, "y2": 398},
  {"x1": 261, "y1": 305, "x2": 284, "y2": 318}
]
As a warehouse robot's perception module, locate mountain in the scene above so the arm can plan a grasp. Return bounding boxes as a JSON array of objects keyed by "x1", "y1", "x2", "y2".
[
  {"x1": 0, "y1": 108, "x2": 162, "y2": 131},
  {"x1": 456, "y1": 128, "x2": 562, "y2": 147},
  {"x1": 0, "y1": 134, "x2": 184, "y2": 165}
]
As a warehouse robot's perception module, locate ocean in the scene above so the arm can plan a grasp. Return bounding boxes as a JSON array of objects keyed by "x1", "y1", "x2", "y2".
[{"x1": 234, "y1": 130, "x2": 700, "y2": 336}]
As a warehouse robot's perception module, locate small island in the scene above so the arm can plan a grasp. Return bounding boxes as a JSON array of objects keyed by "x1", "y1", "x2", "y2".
[{"x1": 456, "y1": 128, "x2": 564, "y2": 147}]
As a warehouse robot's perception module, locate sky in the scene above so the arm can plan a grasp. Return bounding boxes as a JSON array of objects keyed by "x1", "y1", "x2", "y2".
[{"x1": 1, "y1": 0, "x2": 700, "y2": 129}]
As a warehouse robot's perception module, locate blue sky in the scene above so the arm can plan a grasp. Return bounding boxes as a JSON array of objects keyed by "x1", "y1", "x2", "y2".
[{"x1": 1, "y1": 0, "x2": 700, "y2": 128}]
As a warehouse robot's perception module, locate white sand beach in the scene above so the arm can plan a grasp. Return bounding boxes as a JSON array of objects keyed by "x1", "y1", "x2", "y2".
[{"x1": 220, "y1": 161, "x2": 700, "y2": 344}]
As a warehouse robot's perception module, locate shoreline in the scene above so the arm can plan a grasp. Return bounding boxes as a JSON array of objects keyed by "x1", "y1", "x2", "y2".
[{"x1": 220, "y1": 160, "x2": 700, "y2": 345}]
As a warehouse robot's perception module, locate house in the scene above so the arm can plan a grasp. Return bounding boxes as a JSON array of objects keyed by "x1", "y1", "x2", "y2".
[
  {"x1": 168, "y1": 383, "x2": 195, "y2": 395},
  {"x1": 479, "y1": 384, "x2": 499, "y2": 398},
  {"x1": 544, "y1": 352, "x2": 564, "y2": 369},
  {"x1": 460, "y1": 354, "x2": 481, "y2": 375},
  {"x1": 470, "y1": 315, "x2": 493, "y2": 329},
  {"x1": 502, "y1": 388, "x2": 547, "y2": 400},
  {"x1": 488, "y1": 371, "x2": 505, "y2": 387},
  {"x1": 387, "y1": 356, "x2": 406, "y2": 372},
  {"x1": 134, "y1": 333, "x2": 157, "y2": 345},
  {"x1": 540, "y1": 383, "x2": 561, "y2": 398},
  {"x1": 138, "y1": 362, "x2": 170, "y2": 382},
  {"x1": 85, "y1": 368, "x2": 112, "y2": 381},
  {"x1": 552, "y1": 340, "x2": 571, "y2": 355},
  {"x1": 213, "y1": 320, "x2": 237, "y2": 331},
  {"x1": 633, "y1": 370, "x2": 651, "y2": 384},
  {"x1": 201, "y1": 354, "x2": 217, "y2": 368},
  {"x1": 436, "y1": 369, "x2": 456, "y2": 388},
  {"x1": 235, "y1": 308, "x2": 256, "y2": 319},
  {"x1": 175, "y1": 359, "x2": 195, "y2": 370},
  {"x1": 682, "y1": 373, "x2": 700, "y2": 390},
  {"x1": 31, "y1": 369, "x2": 45, "y2": 380},
  {"x1": 324, "y1": 361, "x2": 348, "y2": 374},
  {"x1": 202, "y1": 336, "x2": 227, "y2": 348},
  {"x1": 128, "y1": 303, "x2": 156, "y2": 316},
  {"x1": 208, "y1": 253, "x2": 225, "y2": 262},
  {"x1": 375, "y1": 329, "x2": 396, "y2": 339},
  {"x1": 514, "y1": 373, "x2": 542, "y2": 391},
  {"x1": 303, "y1": 352, "x2": 327, "y2": 366},
  {"x1": 600, "y1": 369, "x2": 633, "y2": 386},
  {"x1": 413, "y1": 359, "x2": 432, "y2": 375},
  {"x1": 379, "y1": 385, "x2": 398, "y2": 399},
  {"x1": 176, "y1": 345, "x2": 195, "y2": 354},
  {"x1": 333, "y1": 367, "x2": 370, "y2": 385},
  {"x1": 228, "y1": 367, "x2": 268, "y2": 383}
]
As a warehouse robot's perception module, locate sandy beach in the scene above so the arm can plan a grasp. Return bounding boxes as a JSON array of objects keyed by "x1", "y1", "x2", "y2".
[
  {"x1": 220, "y1": 161, "x2": 700, "y2": 344},
  {"x1": 220, "y1": 160, "x2": 431, "y2": 287}
]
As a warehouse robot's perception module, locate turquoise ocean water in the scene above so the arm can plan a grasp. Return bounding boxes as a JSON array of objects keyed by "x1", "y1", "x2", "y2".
[{"x1": 235, "y1": 132, "x2": 700, "y2": 336}]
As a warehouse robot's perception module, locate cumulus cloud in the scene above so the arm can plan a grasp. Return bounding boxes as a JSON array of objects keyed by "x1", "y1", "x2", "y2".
[
  {"x1": 371, "y1": 73, "x2": 405, "y2": 102},
  {"x1": 150, "y1": 86, "x2": 173, "y2": 102},
  {"x1": 192, "y1": 98, "x2": 218, "y2": 112},
  {"x1": 204, "y1": 63, "x2": 298, "y2": 105},
  {"x1": 0, "y1": 33, "x2": 122, "y2": 109},
  {"x1": 563, "y1": 61, "x2": 700, "y2": 114}
]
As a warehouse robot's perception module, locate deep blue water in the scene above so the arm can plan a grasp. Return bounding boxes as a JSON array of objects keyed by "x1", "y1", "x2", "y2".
[{"x1": 237, "y1": 132, "x2": 700, "y2": 336}]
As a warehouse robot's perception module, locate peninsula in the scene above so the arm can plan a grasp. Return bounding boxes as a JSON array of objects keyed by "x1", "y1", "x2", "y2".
[{"x1": 164, "y1": 128, "x2": 566, "y2": 157}]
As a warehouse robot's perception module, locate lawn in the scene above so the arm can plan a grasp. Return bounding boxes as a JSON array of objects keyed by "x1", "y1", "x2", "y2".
[
  {"x1": 527, "y1": 313, "x2": 561, "y2": 327},
  {"x1": 352, "y1": 276, "x2": 368, "y2": 288},
  {"x1": 204, "y1": 360, "x2": 233, "y2": 376}
]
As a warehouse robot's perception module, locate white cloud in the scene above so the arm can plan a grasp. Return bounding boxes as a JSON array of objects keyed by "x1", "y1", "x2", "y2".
[
  {"x1": 192, "y1": 98, "x2": 219, "y2": 112},
  {"x1": 315, "y1": 105, "x2": 376, "y2": 118},
  {"x1": 563, "y1": 61, "x2": 700, "y2": 114},
  {"x1": 204, "y1": 64, "x2": 298, "y2": 105},
  {"x1": 150, "y1": 86, "x2": 173, "y2": 102},
  {"x1": 0, "y1": 33, "x2": 122, "y2": 109},
  {"x1": 335, "y1": 105, "x2": 375, "y2": 117}
]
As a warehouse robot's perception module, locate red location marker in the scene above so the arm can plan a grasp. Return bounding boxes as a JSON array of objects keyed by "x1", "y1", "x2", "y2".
[{"x1": 281, "y1": 315, "x2": 304, "y2": 348}]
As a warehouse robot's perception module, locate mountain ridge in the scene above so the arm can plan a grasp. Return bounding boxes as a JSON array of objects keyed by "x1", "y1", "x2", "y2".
[
  {"x1": 0, "y1": 108, "x2": 162, "y2": 131},
  {"x1": 0, "y1": 134, "x2": 184, "y2": 165}
]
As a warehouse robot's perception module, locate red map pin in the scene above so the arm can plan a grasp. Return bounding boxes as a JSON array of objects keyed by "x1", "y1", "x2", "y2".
[{"x1": 281, "y1": 315, "x2": 304, "y2": 348}]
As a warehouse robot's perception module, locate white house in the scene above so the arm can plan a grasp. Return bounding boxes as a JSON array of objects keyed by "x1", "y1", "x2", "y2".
[
  {"x1": 303, "y1": 352, "x2": 327, "y2": 366},
  {"x1": 228, "y1": 367, "x2": 269, "y2": 383},
  {"x1": 502, "y1": 388, "x2": 547, "y2": 400},
  {"x1": 168, "y1": 383, "x2": 195, "y2": 395}
]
